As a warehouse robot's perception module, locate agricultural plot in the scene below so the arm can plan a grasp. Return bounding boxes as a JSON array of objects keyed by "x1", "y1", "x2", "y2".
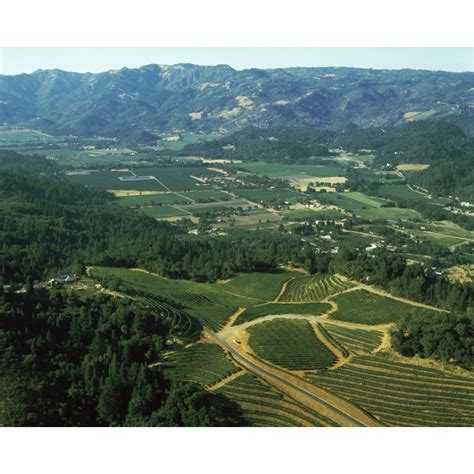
[
  {"x1": 307, "y1": 355, "x2": 474, "y2": 426},
  {"x1": 216, "y1": 373, "x2": 333, "y2": 427},
  {"x1": 376, "y1": 184, "x2": 450, "y2": 206},
  {"x1": 317, "y1": 192, "x2": 383, "y2": 212},
  {"x1": 231, "y1": 161, "x2": 344, "y2": 179},
  {"x1": 141, "y1": 206, "x2": 190, "y2": 218},
  {"x1": 355, "y1": 206, "x2": 421, "y2": 221},
  {"x1": 91, "y1": 267, "x2": 260, "y2": 330},
  {"x1": 279, "y1": 274, "x2": 355, "y2": 302},
  {"x1": 234, "y1": 302, "x2": 331, "y2": 325},
  {"x1": 163, "y1": 343, "x2": 239, "y2": 387},
  {"x1": 231, "y1": 188, "x2": 305, "y2": 204},
  {"x1": 0, "y1": 127, "x2": 59, "y2": 143},
  {"x1": 323, "y1": 323, "x2": 384, "y2": 354},
  {"x1": 180, "y1": 189, "x2": 232, "y2": 202},
  {"x1": 219, "y1": 271, "x2": 294, "y2": 301},
  {"x1": 117, "y1": 193, "x2": 190, "y2": 206},
  {"x1": 178, "y1": 199, "x2": 252, "y2": 212},
  {"x1": 329, "y1": 289, "x2": 423, "y2": 325},
  {"x1": 131, "y1": 166, "x2": 218, "y2": 191},
  {"x1": 142, "y1": 295, "x2": 202, "y2": 341},
  {"x1": 279, "y1": 209, "x2": 346, "y2": 220},
  {"x1": 247, "y1": 319, "x2": 337, "y2": 370},
  {"x1": 66, "y1": 170, "x2": 166, "y2": 191}
]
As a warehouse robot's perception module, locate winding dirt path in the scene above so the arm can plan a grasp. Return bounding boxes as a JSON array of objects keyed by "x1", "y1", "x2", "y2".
[{"x1": 274, "y1": 277, "x2": 295, "y2": 302}]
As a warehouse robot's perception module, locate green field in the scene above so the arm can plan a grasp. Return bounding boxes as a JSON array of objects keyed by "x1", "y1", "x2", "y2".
[
  {"x1": 163, "y1": 343, "x2": 239, "y2": 386},
  {"x1": 279, "y1": 274, "x2": 355, "y2": 302},
  {"x1": 234, "y1": 302, "x2": 331, "y2": 325},
  {"x1": 90, "y1": 267, "x2": 259, "y2": 330},
  {"x1": 117, "y1": 193, "x2": 190, "y2": 206},
  {"x1": 0, "y1": 127, "x2": 60, "y2": 143},
  {"x1": 141, "y1": 206, "x2": 190, "y2": 218},
  {"x1": 355, "y1": 206, "x2": 421, "y2": 221},
  {"x1": 180, "y1": 189, "x2": 232, "y2": 202},
  {"x1": 232, "y1": 162, "x2": 345, "y2": 178},
  {"x1": 329, "y1": 289, "x2": 424, "y2": 325},
  {"x1": 307, "y1": 354, "x2": 474, "y2": 426},
  {"x1": 131, "y1": 166, "x2": 218, "y2": 191},
  {"x1": 247, "y1": 319, "x2": 337, "y2": 370},
  {"x1": 376, "y1": 184, "x2": 451, "y2": 206},
  {"x1": 66, "y1": 170, "x2": 167, "y2": 191},
  {"x1": 279, "y1": 209, "x2": 346, "y2": 220},
  {"x1": 231, "y1": 188, "x2": 306, "y2": 204}
]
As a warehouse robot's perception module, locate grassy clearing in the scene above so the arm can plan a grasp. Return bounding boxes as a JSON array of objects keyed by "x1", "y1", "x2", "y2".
[
  {"x1": 329, "y1": 289, "x2": 422, "y2": 325},
  {"x1": 307, "y1": 354, "x2": 474, "y2": 426},
  {"x1": 323, "y1": 323, "x2": 384, "y2": 354},
  {"x1": 91, "y1": 267, "x2": 257, "y2": 330},
  {"x1": 163, "y1": 343, "x2": 239, "y2": 386},
  {"x1": 247, "y1": 319, "x2": 337, "y2": 370},
  {"x1": 216, "y1": 373, "x2": 333, "y2": 426},
  {"x1": 280, "y1": 274, "x2": 355, "y2": 302},
  {"x1": 219, "y1": 271, "x2": 293, "y2": 301},
  {"x1": 234, "y1": 302, "x2": 331, "y2": 325}
]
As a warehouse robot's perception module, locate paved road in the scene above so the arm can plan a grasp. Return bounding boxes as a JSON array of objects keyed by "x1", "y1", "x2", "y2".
[{"x1": 205, "y1": 328, "x2": 372, "y2": 427}]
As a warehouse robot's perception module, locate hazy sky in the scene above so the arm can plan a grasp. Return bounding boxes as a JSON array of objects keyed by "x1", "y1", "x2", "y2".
[{"x1": 1, "y1": 47, "x2": 473, "y2": 75}]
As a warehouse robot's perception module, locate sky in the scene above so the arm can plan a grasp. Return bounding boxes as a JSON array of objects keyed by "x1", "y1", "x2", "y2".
[{"x1": 0, "y1": 47, "x2": 473, "y2": 75}]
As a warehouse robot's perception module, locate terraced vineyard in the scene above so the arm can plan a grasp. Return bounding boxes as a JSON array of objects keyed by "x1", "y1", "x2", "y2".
[
  {"x1": 91, "y1": 267, "x2": 257, "y2": 330},
  {"x1": 216, "y1": 373, "x2": 335, "y2": 427},
  {"x1": 279, "y1": 274, "x2": 355, "y2": 302},
  {"x1": 234, "y1": 302, "x2": 331, "y2": 325},
  {"x1": 163, "y1": 343, "x2": 240, "y2": 387},
  {"x1": 219, "y1": 271, "x2": 294, "y2": 301},
  {"x1": 143, "y1": 296, "x2": 202, "y2": 341},
  {"x1": 247, "y1": 319, "x2": 337, "y2": 370},
  {"x1": 329, "y1": 289, "x2": 426, "y2": 325},
  {"x1": 306, "y1": 355, "x2": 474, "y2": 426},
  {"x1": 323, "y1": 323, "x2": 384, "y2": 354}
]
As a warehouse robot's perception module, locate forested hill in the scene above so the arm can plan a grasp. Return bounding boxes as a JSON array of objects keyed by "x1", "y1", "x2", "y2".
[{"x1": 1, "y1": 64, "x2": 473, "y2": 136}]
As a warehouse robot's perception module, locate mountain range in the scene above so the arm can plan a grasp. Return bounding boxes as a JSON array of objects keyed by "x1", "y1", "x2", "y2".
[{"x1": 1, "y1": 63, "x2": 473, "y2": 137}]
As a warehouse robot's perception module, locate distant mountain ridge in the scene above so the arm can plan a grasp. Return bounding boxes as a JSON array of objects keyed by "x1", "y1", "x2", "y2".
[{"x1": 0, "y1": 63, "x2": 473, "y2": 137}]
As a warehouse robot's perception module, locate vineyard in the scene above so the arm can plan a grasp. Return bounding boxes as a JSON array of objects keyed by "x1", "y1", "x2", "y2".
[
  {"x1": 219, "y1": 271, "x2": 294, "y2": 301},
  {"x1": 163, "y1": 343, "x2": 240, "y2": 387},
  {"x1": 279, "y1": 274, "x2": 355, "y2": 302},
  {"x1": 329, "y1": 289, "x2": 421, "y2": 325},
  {"x1": 247, "y1": 319, "x2": 337, "y2": 370},
  {"x1": 142, "y1": 295, "x2": 202, "y2": 341},
  {"x1": 91, "y1": 267, "x2": 255, "y2": 330},
  {"x1": 233, "y1": 302, "x2": 331, "y2": 325},
  {"x1": 215, "y1": 373, "x2": 335, "y2": 427},
  {"x1": 323, "y1": 323, "x2": 384, "y2": 354},
  {"x1": 306, "y1": 355, "x2": 474, "y2": 426}
]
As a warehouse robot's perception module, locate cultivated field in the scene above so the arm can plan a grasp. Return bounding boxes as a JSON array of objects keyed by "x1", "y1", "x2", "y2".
[
  {"x1": 163, "y1": 343, "x2": 240, "y2": 386},
  {"x1": 247, "y1": 319, "x2": 337, "y2": 370},
  {"x1": 216, "y1": 373, "x2": 334, "y2": 426},
  {"x1": 279, "y1": 274, "x2": 355, "y2": 302},
  {"x1": 329, "y1": 289, "x2": 427, "y2": 325},
  {"x1": 307, "y1": 354, "x2": 474, "y2": 426}
]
